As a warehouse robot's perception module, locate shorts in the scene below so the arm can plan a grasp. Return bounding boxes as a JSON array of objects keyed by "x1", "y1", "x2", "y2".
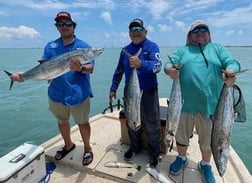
[
  {"x1": 175, "y1": 112, "x2": 212, "y2": 150},
  {"x1": 48, "y1": 97, "x2": 90, "y2": 125}
]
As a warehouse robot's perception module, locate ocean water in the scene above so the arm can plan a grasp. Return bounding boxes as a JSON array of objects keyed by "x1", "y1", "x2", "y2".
[{"x1": 0, "y1": 47, "x2": 251, "y2": 174}]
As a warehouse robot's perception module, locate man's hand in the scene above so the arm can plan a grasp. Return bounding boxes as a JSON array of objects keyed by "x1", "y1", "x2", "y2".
[
  {"x1": 69, "y1": 58, "x2": 82, "y2": 71},
  {"x1": 223, "y1": 69, "x2": 236, "y2": 87},
  {"x1": 11, "y1": 73, "x2": 24, "y2": 82},
  {"x1": 109, "y1": 92, "x2": 116, "y2": 102},
  {"x1": 129, "y1": 56, "x2": 141, "y2": 69},
  {"x1": 164, "y1": 66, "x2": 179, "y2": 80}
]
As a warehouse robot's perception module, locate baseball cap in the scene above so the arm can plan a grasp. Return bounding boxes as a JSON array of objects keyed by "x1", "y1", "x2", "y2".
[
  {"x1": 55, "y1": 11, "x2": 75, "y2": 23},
  {"x1": 186, "y1": 20, "x2": 211, "y2": 45},
  {"x1": 189, "y1": 20, "x2": 209, "y2": 32},
  {"x1": 129, "y1": 18, "x2": 145, "y2": 29}
]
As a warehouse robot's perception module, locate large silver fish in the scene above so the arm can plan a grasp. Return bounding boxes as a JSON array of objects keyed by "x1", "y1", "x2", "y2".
[
  {"x1": 122, "y1": 48, "x2": 142, "y2": 131},
  {"x1": 4, "y1": 48, "x2": 104, "y2": 90},
  {"x1": 165, "y1": 56, "x2": 182, "y2": 151},
  {"x1": 145, "y1": 167, "x2": 171, "y2": 183},
  {"x1": 165, "y1": 77, "x2": 182, "y2": 151},
  {"x1": 104, "y1": 161, "x2": 141, "y2": 170},
  {"x1": 211, "y1": 84, "x2": 235, "y2": 177}
]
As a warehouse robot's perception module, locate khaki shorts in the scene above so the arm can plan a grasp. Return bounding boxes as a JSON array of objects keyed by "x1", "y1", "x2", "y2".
[
  {"x1": 175, "y1": 112, "x2": 212, "y2": 150},
  {"x1": 48, "y1": 97, "x2": 90, "y2": 125}
]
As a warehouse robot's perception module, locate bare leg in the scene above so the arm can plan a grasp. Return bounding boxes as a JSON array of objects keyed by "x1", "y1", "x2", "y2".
[
  {"x1": 201, "y1": 148, "x2": 212, "y2": 162},
  {"x1": 54, "y1": 122, "x2": 75, "y2": 160},
  {"x1": 177, "y1": 144, "x2": 188, "y2": 156},
  {"x1": 58, "y1": 122, "x2": 74, "y2": 149},
  {"x1": 78, "y1": 122, "x2": 92, "y2": 152},
  {"x1": 169, "y1": 143, "x2": 189, "y2": 174},
  {"x1": 79, "y1": 122, "x2": 93, "y2": 165}
]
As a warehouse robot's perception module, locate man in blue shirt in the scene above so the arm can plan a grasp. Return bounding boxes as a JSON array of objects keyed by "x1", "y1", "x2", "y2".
[
  {"x1": 109, "y1": 18, "x2": 162, "y2": 167},
  {"x1": 164, "y1": 20, "x2": 240, "y2": 183},
  {"x1": 11, "y1": 11, "x2": 95, "y2": 166}
]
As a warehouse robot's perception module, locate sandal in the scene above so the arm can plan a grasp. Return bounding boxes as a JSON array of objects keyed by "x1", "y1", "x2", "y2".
[
  {"x1": 82, "y1": 151, "x2": 93, "y2": 166},
  {"x1": 54, "y1": 143, "x2": 76, "y2": 160}
]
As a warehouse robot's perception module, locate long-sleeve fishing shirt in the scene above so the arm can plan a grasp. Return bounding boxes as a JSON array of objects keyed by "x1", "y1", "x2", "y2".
[
  {"x1": 164, "y1": 43, "x2": 240, "y2": 117},
  {"x1": 110, "y1": 38, "x2": 162, "y2": 92},
  {"x1": 41, "y1": 37, "x2": 94, "y2": 106}
]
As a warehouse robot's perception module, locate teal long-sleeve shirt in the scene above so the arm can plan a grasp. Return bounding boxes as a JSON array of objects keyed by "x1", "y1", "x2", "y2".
[{"x1": 164, "y1": 43, "x2": 241, "y2": 117}]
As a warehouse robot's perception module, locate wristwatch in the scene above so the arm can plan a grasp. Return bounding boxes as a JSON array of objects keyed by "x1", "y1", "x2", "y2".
[{"x1": 80, "y1": 64, "x2": 86, "y2": 72}]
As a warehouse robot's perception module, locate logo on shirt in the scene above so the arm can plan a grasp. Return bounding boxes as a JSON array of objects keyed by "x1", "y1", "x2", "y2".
[
  {"x1": 50, "y1": 42, "x2": 58, "y2": 48},
  {"x1": 155, "y1": 53, "x2": 161, "y2": 61}
]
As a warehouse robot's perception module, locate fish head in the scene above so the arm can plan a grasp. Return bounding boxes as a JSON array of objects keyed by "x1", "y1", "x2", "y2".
[
  {"x1": 79, "y1": 48, "x2": 104, "y2": 63},
  {"x1": 90, "y1": 47, "x2": 104, "y2": 57},
  {"x1": 86, "y1": 48, "x2": 103, "y2": 58}
]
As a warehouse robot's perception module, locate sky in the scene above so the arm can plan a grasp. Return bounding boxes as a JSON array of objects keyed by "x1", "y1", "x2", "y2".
[{"x1": 0, "y1": 0, "x2": 252, "y2": 48}]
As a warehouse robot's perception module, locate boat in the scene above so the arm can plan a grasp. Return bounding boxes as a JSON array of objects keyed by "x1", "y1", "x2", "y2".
[{"x1": 1, "y1": 98, "x2": 251, "y2": 183}]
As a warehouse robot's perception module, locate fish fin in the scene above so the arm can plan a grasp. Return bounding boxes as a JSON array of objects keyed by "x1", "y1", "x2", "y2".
[
  {"x1": 123, "y1": 97, "x2": 129, "y2": 108},
  {"x1": 135, "y1": 48, "x2": 142, "y2": 57},
  {"x1": 168, "y1": 54, "x2": 182, "y2": 70},
  {"x1": 122, "y1": 48, "x2": 132, "y2": 57},
  {"x1": 140, "y1": 90, "x2": 143, "y2": 96},
  {"x1": 169, "y1": 139, "x2": 174, "y2": 152},
  {"x1": 222, "y1": 69, "x2": 248, "y2": 77},
  {"x1": 4, "y1": 70, "x2": 14, "y2": 90},
  {"x1": 4, "y1": 70, "x2": 12, "y2": 76},
  {"x1": 136, "y1": 165, "x2": 141, "y2": 171},
  {"x1": 37, "y1": 59, "x2": 47, "y2": 64},
  {"x1": 121, "y1": 48, "x2": 142, "y2": 57},
  {"x1": 166, "y1": 99, "x2": 170, "y2": 105}
]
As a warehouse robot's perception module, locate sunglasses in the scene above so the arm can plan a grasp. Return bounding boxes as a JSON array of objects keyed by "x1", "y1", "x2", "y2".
[
  {"x1": 55, "y1": 21, "x2": 73, "y2": 28},
  {"x1": 130, "y1": 27, "x2": 144, "y2": 32},
  {"x1": 191, "y1": 27, "x2": 208, "y2": 33}
]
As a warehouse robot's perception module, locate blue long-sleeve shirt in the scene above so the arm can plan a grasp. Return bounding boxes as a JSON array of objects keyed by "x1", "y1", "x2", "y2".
[
  {"x1": 164, "y1": 43, "x2": 241, "y2": 117},
  {"x1": 110, "y1": 39, "x2": 162, "y2": 92}
]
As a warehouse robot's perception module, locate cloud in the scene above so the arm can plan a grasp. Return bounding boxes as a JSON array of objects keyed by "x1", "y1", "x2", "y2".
[
  {"x1": 0, "y1": 0, "x2": 251, "y2": 47},
  {"x1": 226, "y1": 29, "x2": 243, "y2": 36},
  {"x1": 147, "y1": 25, "x2": 155, "y2": 33},
  {"x1": 206, "y1": 5, "x2": 252, "y2": 27},
  {"x1": 157, "y1": 24, "x2": 171, "y2": 32},
  {"x1": 0, "y1": 25, "x2": 40, "y2": 40},
  {"x1": 238, "y1": 30, "x2": 243, "y2": 35},
  {"x1": 101, "y1": 11, "x2": 112, "y2": 25},
  {"x1": 226, "y1": 30, "x2": 234, "y2": 36},
  {"x1": 0, "y1": 0, "x2": 117, "y2": 10},
  {"x1": 104, "y1": 32, "x2": 111, "y2": 38},
  {"x1": 0, "y1": 11, "x2": 9, "y2": 16},
  {"x1": 175, "y1": 21, "x2": 187, "y2": 31},
  {"x1": 0, "y1": 0, "x2": 68, "y2": 10},
  {"x1": 145, "y1": 0, "x2": 170, "y2": 20}
]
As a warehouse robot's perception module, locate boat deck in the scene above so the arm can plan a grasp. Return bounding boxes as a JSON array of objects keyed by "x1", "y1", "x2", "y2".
[{"x1": 41, "y1": 99, "x2": 252, "y2": 183}]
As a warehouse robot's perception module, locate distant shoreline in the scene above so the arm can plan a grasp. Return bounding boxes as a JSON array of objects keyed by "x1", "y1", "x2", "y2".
[
  {"x1": 225, "y1": 45, "x2": 252, "y2": 47},
  {"x1": 1, "y1": 45, "x2": 252, "y2": 49}
]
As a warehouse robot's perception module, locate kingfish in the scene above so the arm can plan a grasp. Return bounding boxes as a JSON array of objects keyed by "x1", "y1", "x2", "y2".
[
  {"x1": 211, "y1": 84, "x2": 235, "y2": 177},
  {"x1": 104, "y1": 161, "x2": 141, "y2": 170},
  {"x1": 4, "y1": 48, "x2": 104, "y2": 90},
  {"x1": 122, "y1": 48, "x2": 142, "y2": 131},
  {"x1": 145, "y1": 167, "x2": 171, "y2": 183},
  {"x1": 165, "y1": 78, "x2": 182, "y2": 151},
  {"x1": 165, "y1": 55, "x2": 182, "y2": 151}
]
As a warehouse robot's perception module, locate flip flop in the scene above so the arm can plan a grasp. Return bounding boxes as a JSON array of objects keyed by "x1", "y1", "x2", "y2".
[
  {"x1": 82, "y1": 151, "x2": 93, "y2": 166},
  {"x1": 55, "y1": 143, "x2": 76, "y2": 160}
]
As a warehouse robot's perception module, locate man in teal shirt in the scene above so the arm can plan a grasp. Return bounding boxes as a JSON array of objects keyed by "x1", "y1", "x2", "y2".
[{"x1": 164, "y1": 20, "x2": 240, "y2": 183}]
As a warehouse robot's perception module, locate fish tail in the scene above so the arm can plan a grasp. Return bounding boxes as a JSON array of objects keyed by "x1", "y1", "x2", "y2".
[
  {"x1": 169, "y1": 139, "x2": 174, "y2": 152},
  {"x1": 4, "y1": 70, "x2": 14, "y2": 90}
]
